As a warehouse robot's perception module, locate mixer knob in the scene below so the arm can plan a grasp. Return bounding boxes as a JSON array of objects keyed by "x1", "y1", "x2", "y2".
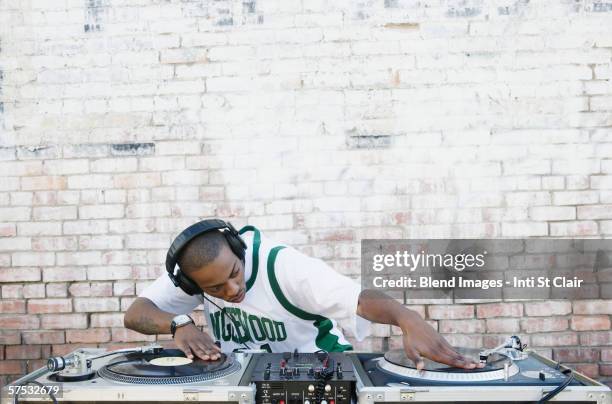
[
  {"x1": 304, "y1": 401, "x2": 310, "y2": 404},
  {"x1": 321, "y1": 400, "x2": 328, "y2": 404},
  {"x1": 324, "y1": 384, "x2": 331, "y2": 392},
  {"x1": 308, "y1": 384, "x2": 315, "y2": 392}
]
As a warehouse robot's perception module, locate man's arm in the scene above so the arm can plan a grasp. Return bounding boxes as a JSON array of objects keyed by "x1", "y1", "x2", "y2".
[
  {"x1": 124, "y1": 297, "x2": 174, "y2": 334},
  {"x1": 124, "y1": 297, "x2": 221, "y2": 360},
  {"x1": 356, "y1": 289, "x2": 482, "y2": 370}
]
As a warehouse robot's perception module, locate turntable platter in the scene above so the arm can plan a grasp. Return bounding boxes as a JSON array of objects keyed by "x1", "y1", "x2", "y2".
[
  {"x1": 98, "y1": 349, "x2": 241, "y2": 384},
  {"x1": 375, "y1": 349, "x2": 519, "y2": 383},
  {"x1": 383, "y1": 348, "x2": 509, "y2": 372}
]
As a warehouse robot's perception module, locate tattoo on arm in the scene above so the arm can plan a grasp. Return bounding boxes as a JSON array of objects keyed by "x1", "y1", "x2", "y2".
[{"x1": 133, "y1": 313, "x2": 165, "y2": 334}]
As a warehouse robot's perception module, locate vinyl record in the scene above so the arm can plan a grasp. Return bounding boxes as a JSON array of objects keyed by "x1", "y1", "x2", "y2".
[
  {"x1": 383, "y1": 348, "x2": 509, "y2": 372},
  {"x1": 98, "y1": 349, "x2": 240, "y2": 384}
]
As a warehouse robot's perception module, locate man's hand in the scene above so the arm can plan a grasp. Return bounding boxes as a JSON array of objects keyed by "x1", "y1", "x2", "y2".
[
  {"x1": 174, "y1": 323, "x2": 222, "y2": 361},
  {"x1": 357, "y1": 289, "x2": 484, "y2": 370},
  {"x1": 398, "y1": 310, "x2": 483, "y2": 370}
]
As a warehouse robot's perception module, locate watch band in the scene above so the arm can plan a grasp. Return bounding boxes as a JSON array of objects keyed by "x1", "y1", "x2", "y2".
[{"x1": 171, "y1": 315, "x2": 194, "y2": 337}]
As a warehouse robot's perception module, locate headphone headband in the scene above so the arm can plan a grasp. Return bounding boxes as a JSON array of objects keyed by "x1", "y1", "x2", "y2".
[{"x1": 165, "y1": 219, "x2": 246, "y2": 295}]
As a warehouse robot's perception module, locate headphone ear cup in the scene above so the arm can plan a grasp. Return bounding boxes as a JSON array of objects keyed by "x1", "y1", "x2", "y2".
[
  {"x1": 225, "y1": 233, "x2": 246, "y2": 261},
  {"x1": 175, "y1": 270, "x2": 202, "y2": 296}
]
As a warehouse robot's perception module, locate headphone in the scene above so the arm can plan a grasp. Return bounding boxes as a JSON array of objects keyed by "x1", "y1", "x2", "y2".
[{"x1": 166, "y1": 219, "x2": 247, "y2": 296}]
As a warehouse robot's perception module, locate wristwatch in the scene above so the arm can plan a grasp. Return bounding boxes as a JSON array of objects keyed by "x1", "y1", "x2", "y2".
[{"x1": 170, "y1": 314, "x2": 194, "y2": 337}]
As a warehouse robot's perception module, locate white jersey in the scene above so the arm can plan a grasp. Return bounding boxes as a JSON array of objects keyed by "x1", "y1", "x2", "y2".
[{"x1": 140, "y1": 226, "x2": 369, "y2": 353}]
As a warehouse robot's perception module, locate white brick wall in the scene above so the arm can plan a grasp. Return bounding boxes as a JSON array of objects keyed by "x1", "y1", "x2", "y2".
[{"x1": 1, "y1": 0, "x2": 612, "y2": 385}]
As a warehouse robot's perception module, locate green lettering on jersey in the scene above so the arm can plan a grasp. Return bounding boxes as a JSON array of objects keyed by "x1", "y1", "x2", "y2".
[
  {"x1": 248, "y1": 314, "x2": 266, "y2": 341},
  {"x1": 208, "y1": 307, "x2": 287, "y2": 344},
  {"x1": 261, "y1": 317, "x2": 276, "y2": 341}
]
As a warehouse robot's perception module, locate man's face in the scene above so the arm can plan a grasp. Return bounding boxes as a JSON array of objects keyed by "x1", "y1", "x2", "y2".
[{"x1": 189, "y1": 244, "x2": 246, "y2": 303}]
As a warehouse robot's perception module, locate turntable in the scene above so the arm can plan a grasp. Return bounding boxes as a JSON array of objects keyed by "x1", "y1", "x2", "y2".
[
  {"x1": 350, "y1": 336, "x2": 612, "y2": 404},
  {"x1": 2, "y1": 344, "x2": 257, "y2": 403}
]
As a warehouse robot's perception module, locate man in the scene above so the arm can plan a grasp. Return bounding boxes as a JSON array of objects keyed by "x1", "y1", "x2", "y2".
[{"x1": 125, "y1": 219, "x2": 481, "y2": 370}]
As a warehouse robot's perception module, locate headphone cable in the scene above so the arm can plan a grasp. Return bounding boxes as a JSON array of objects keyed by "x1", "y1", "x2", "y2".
[{"x1": 200, "y1": 293, "x2": 251, "y2": 350}]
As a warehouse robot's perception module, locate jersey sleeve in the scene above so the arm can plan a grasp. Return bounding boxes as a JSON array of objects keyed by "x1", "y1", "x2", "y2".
[
  {"x1": 138, "y1": 273, "x2": 202, "y2": 314},
  {"x1": 274, "y1": 247, "x2": 370, "y2": 341}
]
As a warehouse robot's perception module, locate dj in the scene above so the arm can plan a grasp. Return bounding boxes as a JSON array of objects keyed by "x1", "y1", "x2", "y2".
[{"x1": 124, "y1": 219, "x2": 482, "y2": 371}]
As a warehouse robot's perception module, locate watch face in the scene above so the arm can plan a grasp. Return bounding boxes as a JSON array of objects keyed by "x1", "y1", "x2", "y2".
[{"x1": 174, "y1": 315, "x2": 192, "y2": 326}]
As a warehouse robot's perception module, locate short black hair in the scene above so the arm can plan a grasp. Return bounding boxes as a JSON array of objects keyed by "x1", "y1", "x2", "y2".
[{"x1": 177, "y1": 230, "x2": 227, "y2": 275}]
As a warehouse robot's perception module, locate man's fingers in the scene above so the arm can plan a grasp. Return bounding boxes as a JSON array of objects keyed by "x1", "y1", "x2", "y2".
[
  {"x1": 438, "y1": 345, "x2": 479, "y2": 369},
  {"x1": 189, "y1": 342, "x2": 209, "y2": 360},
  {"x1": 178, "y1": 343, "x2": 194, "y2": 360},
  {"x1": 405, "y1": 345, "x2": 425, "y2": 371},
  {"x1": 196, "y1": 341, "x2": 221, "y2": 361}
]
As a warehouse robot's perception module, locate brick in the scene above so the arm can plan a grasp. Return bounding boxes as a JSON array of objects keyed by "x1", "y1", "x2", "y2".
[
  {"x1": 531, "y1": 332, "x2": 578, "y2": 347},
  {"x1": 578, "y1": 205, "x2": 612, "y2": 220},
  {"x1": 525, "y1": 301, "x2": 572, "y2": 316},
  {"x1": 0, "y1": 331, "x2": 21, "y2": 345},
  {"x1": 42, "y1": 314, "x2": 88, "y2": 329},
  {"x1": 0, "y1": 268, "x2": 40, "y2": 282},
  {"x1": 580, "y1": 331, "x2": 612, "y2": 346},
  {"x1": 126, "y1": 233, "x2": 170, "y2": 249},
  {"x1": 600, "y1": 364, "x2": 612, "y2": 377},
  {"x1": 79, "y1": 235, "x2": 123, "y2": 250},
  {"x1": 17, "y1": 222, "x2": 62, "y2": 236},
  {"x1": 79, "y1": 204, "x2": 124, "y2": 219},
  {"x1": 32, "y1": 236, "x2": 78, "y2": 251},
  {"x1": 32, "y1": 206, "x2": 77, "y2": 220},
  {"x1": 1, "y1": 285, "x2": 23, "y2": 299},
  {"x1": 64, "y1": 220, "x2": 108, "y2": 235},
  {"x1": 0, "y1": 300, "x2": 26, "y2": 313},
  {"x1": 23, "y1": 283, "x2": 45, "y2": 298},
  {"x1": 22, "y1": 330, "x2": 65, "y2": 344},
  {"x1": 46, "y1": 283, "x2": 68, "y2": 297},
  {"x1": 114, "y1": 173, "x2": 161, "y2": 188},
  {"x1": 0, "y1": 223, "x2": 16, "y2": 237},
  {"x1": 74, "y1": 297, "x2": 119, "y2": 312},
  {"x1": 42, "y1": 159, "x2": 89, "y2": 175},
  {"x1": 501, "y1": 222, "x2": 548, "y2": 237},
  {"x1": 56, "y1": 251, "x2": 101, "y2": 266},
  {"x1": 573, "y1": 300, "x2": 612, "y2": 315},
  {"x1": 0, "y1": 236, "x2": 31, "y2": 250},
  {"x1": 51, "y1": 344, "x2": 86, "y2": 356},
  {"x1": 87, "y1": 266, "x2": 132, "y2": 280},
  {"x1": 0, "y1": 361, "x2": 24, "y2": 375},
  {"x1": 550, "y1": 221, "x2": 598, "y2": 236},
  {"x1": 91, "y1": 313, "x2": 125, "y2": 328},
  {"x1": 0, "y1": 207, "x2": 31, "y2": 221},
  {"x1": 439, "y1": 319, "x2": 485, "y2": 333},
  {"x1": 69, "y1": 282, "x2": 113, "y2": 297},
  {"x1": 90, "y1": 158, "x2": 137, "y2": 173},
  {"x1": 12, "y1": 252, "x2": 54, "y2": 266},
  {"x1": 571, "y1": 315, "x2": 611, "y2": 331},
  {"x1": 553, "y1": 348, "x2": 600, "y2": 363},
  {"x1": 603, "y1": 348, "x2": 612, "y2": 362},
  {"x1": 575, "y1": 363, "x2": 599, "y2": 378},
  {"x1": 43, "y1": 267, "x2": 86, "y2": 282},
  {"x1": 66, "y1": 328, "x2": 111, "y2": 343},
  {"x1": 428, "y1": 305, "x2": 474, "y2": 319},
  {"x1": 521, "y1": 317, "x2": 568, "y2": 333},
  {"x1": 5, "y1": 345, "x2": 41, "y2": 360},
  {"x1": 111, "y1": 328, "x2": 156, "y2": 342},
  {"x1": 486, "y1": 318, "x2": 520, "y2": 333},
  {"x1": 0, "y1": 314, "x2": 40, "y2": 329},
  {"x1": 476, "y1": 303, "x2": 523, "y2": 318},
  {"x1": 67, "y1": 174, "x2": 114, "y2": 189},
  {"x1": 27, "y1": 298, "x2": 72, "y2": 313},
  {"x1": 529, "y1": 206, "x2": 576, "y2": 221},
  {"x1": 113, "y1": 281, "x2": 135, "y2": 296},
  {"x1": 21, "y1": 176, "x2": 66, "y2": 191}
]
